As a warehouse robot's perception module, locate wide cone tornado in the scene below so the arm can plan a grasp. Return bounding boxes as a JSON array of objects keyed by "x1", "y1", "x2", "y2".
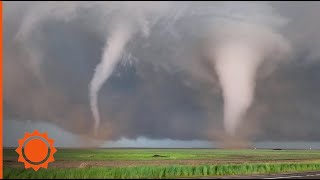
[
  {"x1": 209, "y1": 22, "x2": 290, "y2": 138},
  {"x1": 214, "y1": 43, "x2": 261, "y2": 136}
]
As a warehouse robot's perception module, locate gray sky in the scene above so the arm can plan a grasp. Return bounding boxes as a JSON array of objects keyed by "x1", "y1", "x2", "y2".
[{"x1": 3, "y1": 2, "x2": 320, "y2": 147}]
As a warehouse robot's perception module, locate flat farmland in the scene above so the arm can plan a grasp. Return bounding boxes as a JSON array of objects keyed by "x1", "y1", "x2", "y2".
[{"x1": 4, "y1": 149, "x2": 320, "y2": 178}]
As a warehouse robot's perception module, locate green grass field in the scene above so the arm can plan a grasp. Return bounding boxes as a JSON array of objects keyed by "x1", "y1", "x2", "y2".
[{"x1": 4, "y1": 149, "x2": 320, "y2": 179}]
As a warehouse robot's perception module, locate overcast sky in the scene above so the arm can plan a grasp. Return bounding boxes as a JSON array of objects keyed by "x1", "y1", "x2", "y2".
[{"x1": 3, "y1": 2, "x2": 320, "y2": 147}]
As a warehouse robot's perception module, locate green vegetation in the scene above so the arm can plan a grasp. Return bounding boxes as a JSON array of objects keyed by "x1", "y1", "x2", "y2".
[
  {"x1": 5, "y1": 148, "x2": 320, "y2": 161},
  {"x1": 4, "y1": 162, "x2": 320, "y2": 179},
  {"x1": 4, "y1": 149, "x2": 320, "y2": 178}
]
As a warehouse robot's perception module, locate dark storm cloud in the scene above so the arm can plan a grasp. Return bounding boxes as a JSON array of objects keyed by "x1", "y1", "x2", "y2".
[{"x1": 3, "y1": 2, "x2": 320, "y2": 143}]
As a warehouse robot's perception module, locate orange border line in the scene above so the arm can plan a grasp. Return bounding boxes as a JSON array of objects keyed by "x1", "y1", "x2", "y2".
[{"x1": 0, "y1": 0, "x2": 3, "y2": 179}]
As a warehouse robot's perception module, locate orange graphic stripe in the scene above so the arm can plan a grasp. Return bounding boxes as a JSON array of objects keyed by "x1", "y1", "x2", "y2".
[{"x1": 0, "y1": 0, "x2": 3, "y2": 179}]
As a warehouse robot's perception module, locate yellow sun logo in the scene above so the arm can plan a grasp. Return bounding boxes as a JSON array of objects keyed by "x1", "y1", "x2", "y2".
[{"x1": 15, "y1": 130, "x2": 57, "y2": 171}]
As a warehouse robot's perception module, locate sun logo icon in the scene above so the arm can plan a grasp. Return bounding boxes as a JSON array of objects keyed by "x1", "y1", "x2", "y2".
[{"x1": 15, "y1": 130, "x2": 57, "y2": 171}]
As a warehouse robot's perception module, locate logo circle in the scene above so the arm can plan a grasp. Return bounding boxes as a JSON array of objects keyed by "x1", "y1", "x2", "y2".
[
  {"x1": 16, "y1": 130, "x2": 57, "y2": 171},
  {"x1": 24, "y1": 138, "x2": 49, "y2": 163}
]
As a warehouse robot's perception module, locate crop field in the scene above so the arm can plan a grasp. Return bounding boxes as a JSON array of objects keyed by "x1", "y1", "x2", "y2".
[{"x1": 4, "y1": 149, "x2": 320, "y2": 178}]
